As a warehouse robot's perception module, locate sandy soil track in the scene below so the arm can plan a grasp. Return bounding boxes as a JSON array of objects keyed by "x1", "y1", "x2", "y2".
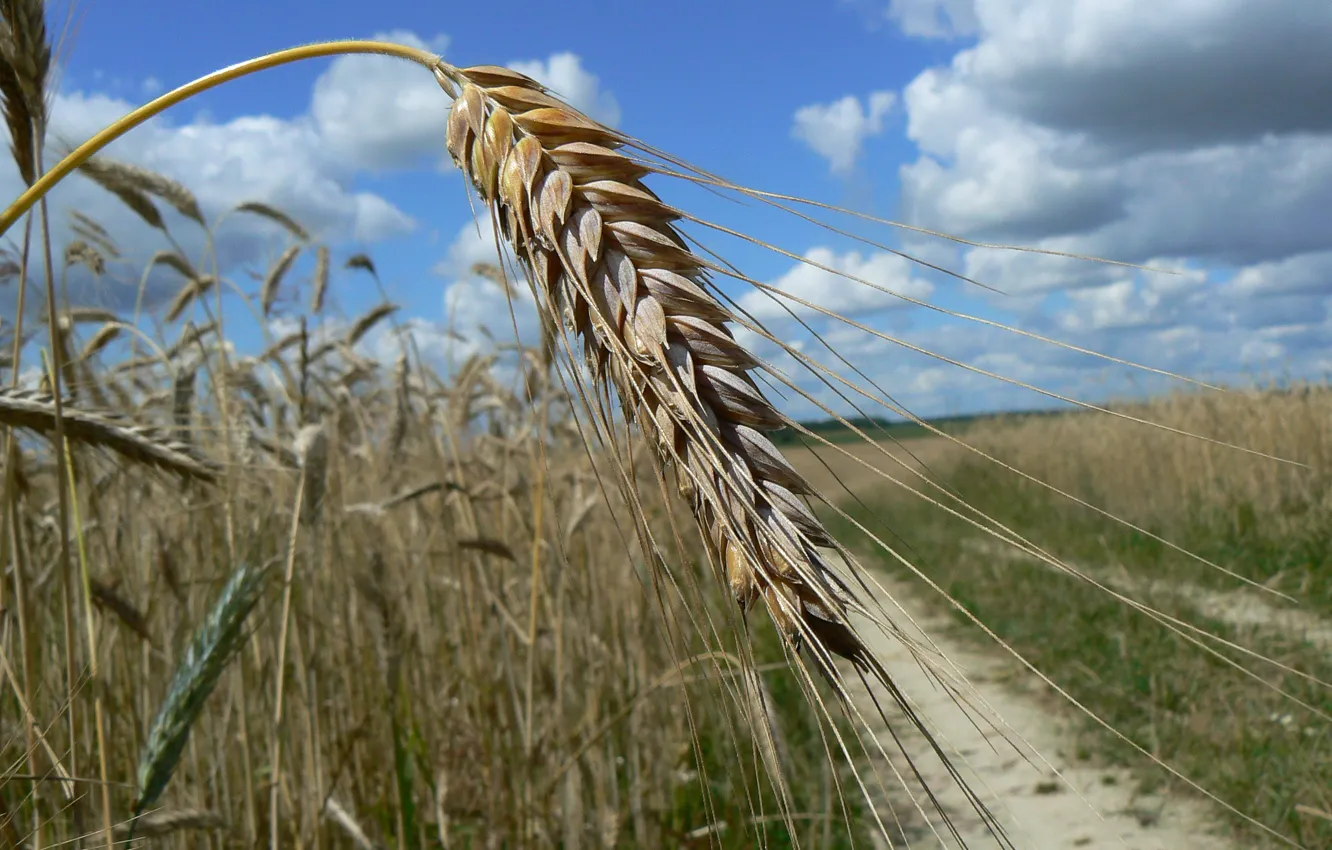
[{"x1": 788, "y1": 440, "x2": 1232, "y2": 849}]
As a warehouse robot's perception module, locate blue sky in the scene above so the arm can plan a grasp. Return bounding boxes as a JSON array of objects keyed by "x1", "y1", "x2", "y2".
[{"x1": 5, "y1": 0, "x2": 1332, "y2": 420}]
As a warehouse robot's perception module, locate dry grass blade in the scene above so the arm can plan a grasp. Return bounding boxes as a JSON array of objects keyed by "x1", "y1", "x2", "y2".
[
  {"x1": 234, "y1": 200, "x2": 310, "y2": 241},
  {"x1": 322, "y1": 797, "x2": 382, "y2": 850},
  {"x1": 260, "y1": 329, "x2": 305, "y2": 363},
  {"x1": 0, "y1": 386, "x2": 218, "y2": 481},
  {"x1": 88, "y1": 576, "x2": 153, "y2": 644},
  {"x1": 457, "y1": 538, "x2": 516, "y2": 560}
]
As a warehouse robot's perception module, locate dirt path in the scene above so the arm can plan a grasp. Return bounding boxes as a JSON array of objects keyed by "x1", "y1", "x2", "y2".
[
  {"x1": 788, "y1": 440, "x2": 1233, "y2": 848},
  {"x1": 840, "y1": 572, "x2": 1225, "y2": 849}
]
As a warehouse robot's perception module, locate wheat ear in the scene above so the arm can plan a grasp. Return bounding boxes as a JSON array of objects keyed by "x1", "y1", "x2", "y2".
[
  {"x1": 132, "y1": 561, "x2": 272, "y2": 830},
  {"x1": 439, "y1": 62, "x2": 872, "y2": 673},
  {"x1": 436, "y1": 65, "x2": 1018, "y2": 843},
  {"x1": 0, "y1": 386, "x2": 218, "y2": 481}
]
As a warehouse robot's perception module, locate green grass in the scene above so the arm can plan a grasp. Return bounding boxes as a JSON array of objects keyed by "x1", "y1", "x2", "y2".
[
  {"x1": 826, "y1": 454, "x2": 1332, "y2": 849},
  {"x1": 770, "y1": 408, "x2": 1070, "y2": 448},
  {"x1": 667, "y1": 620, "x2": 873, "y2": 848}
]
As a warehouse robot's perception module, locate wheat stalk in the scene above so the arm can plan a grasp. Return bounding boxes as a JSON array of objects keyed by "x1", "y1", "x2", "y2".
[
  {"x1": 70, "y1": 210, "x2": 121, "y2": 257},
  {"x1": 439, "y1": 63, "x2": 867, "y2": 676},
  {"x1": 76, "y1": 154, "x2": 167, "y2": 231},
  {"x1": 0, "y1": 386, "x2": 218, "y2": 481},
  {"x1": 431, "y1": 63, "x2": 1033, "y2": 843},
  {"x1": 63, "y1": 239, "x2": 107, "y2": 275},
  {"x1": 79, "y1": 323, "x2": 121, "y2": 361}
]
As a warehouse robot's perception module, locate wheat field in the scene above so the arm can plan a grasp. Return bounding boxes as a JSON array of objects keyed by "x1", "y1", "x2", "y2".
[{"x1": 0, "y1": 7, "x2": 1328, "y2": 850}]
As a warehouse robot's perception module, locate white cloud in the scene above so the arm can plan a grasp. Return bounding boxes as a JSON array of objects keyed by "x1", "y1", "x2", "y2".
[
  {"x1": 508, "y1": 52, "x2": 622, "y2": 128},
  {"x1": 433, "y1": 219, "x2": 544, "y2": 366},
  {"x1": 898, "y1": 1, "x2": 1332, "y2": 262},
  {"x1": 819, "y1": 0, "x2": 1332, "y2": 414},
  {"x1": 740, "y1": 247, "x2": 934, "y2": 324},
  {"x1": 311, "y1": 30, "x2": 454, "y2": 172},
  {"x1": 792, "y1": 91, "x2": 897, "y2": 175},
  {"x1": 0, "y1": 90, "x2": 419, "y2": 316},
  {"x1": 885, "y1": 0, "x2": 979, "y2": 39}
]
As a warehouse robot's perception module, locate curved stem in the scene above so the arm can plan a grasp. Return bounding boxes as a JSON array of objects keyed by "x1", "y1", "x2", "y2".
[{"x1": 0, "y1": 39, "x2": 444, "y2": 238}]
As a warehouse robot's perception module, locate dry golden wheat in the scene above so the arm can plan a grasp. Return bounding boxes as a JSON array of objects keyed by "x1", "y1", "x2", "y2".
[
  {"x1": 0, "y1": 0, "x2": 49, "y2": 185},
  {"x1": 435, "y1": 61, "x2": 1011, "y2": 841},
  {"x1": 261, "y1": 243, "x2": 302, "y2": 316},
  {"x1": 440, "y1": 61, "x2": 881, "y2": 680},
  {"x1": 235, "y1": 199, "x2": 311, "y2": 241},
  {"x1": 2, "y1": 34, "x2": 1325, "y2": 850},
  {"x1": 0, "y1": 386, "x2": 218, "y2": 481}
]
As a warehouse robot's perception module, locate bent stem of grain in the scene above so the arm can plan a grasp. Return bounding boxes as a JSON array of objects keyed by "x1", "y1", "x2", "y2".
[
  {"x1": 0, "y1": 39, "x2": 441, "y2": 238},
  {"x1": 270, "y1": 470, "x2": 307, "y2": 850},
  {"x1": 58, "y1": 407, "x2": 114, "y2": 850}
]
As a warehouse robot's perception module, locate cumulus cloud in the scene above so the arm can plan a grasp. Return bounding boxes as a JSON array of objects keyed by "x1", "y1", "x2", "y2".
[
  {"x1": 508, "y1": 52, "x2": 622, "y2": 128},
  {"x1": 964, "y1": 1, "x2": 1332, "y2": 150},
  {"x1": 884, "y1": 0, "x2": 978, "y2": 39},
  {"x1": 899, "y1": 1, "x2": 1332, "y2": 262},
  {"x1": 792, "y1": 91, "x2": 897, "y2": 175},
  {"x1": 433, "y1": 218, "x2": 544, "y2": 366},
  {"x1": 311, "y1": 31, "x2": 454, "y2": 172},
  {"x1": 740, "y1": 247, "x2": 934, "y2": 324},
  {"x1": 833, "y1": 0, "x2": 1332, "y2": 414}
]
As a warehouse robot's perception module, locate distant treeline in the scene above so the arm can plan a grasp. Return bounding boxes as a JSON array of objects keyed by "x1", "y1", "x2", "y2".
[{"x1": 771, "y1": 407, "x2": 1070, "y2": 446}]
